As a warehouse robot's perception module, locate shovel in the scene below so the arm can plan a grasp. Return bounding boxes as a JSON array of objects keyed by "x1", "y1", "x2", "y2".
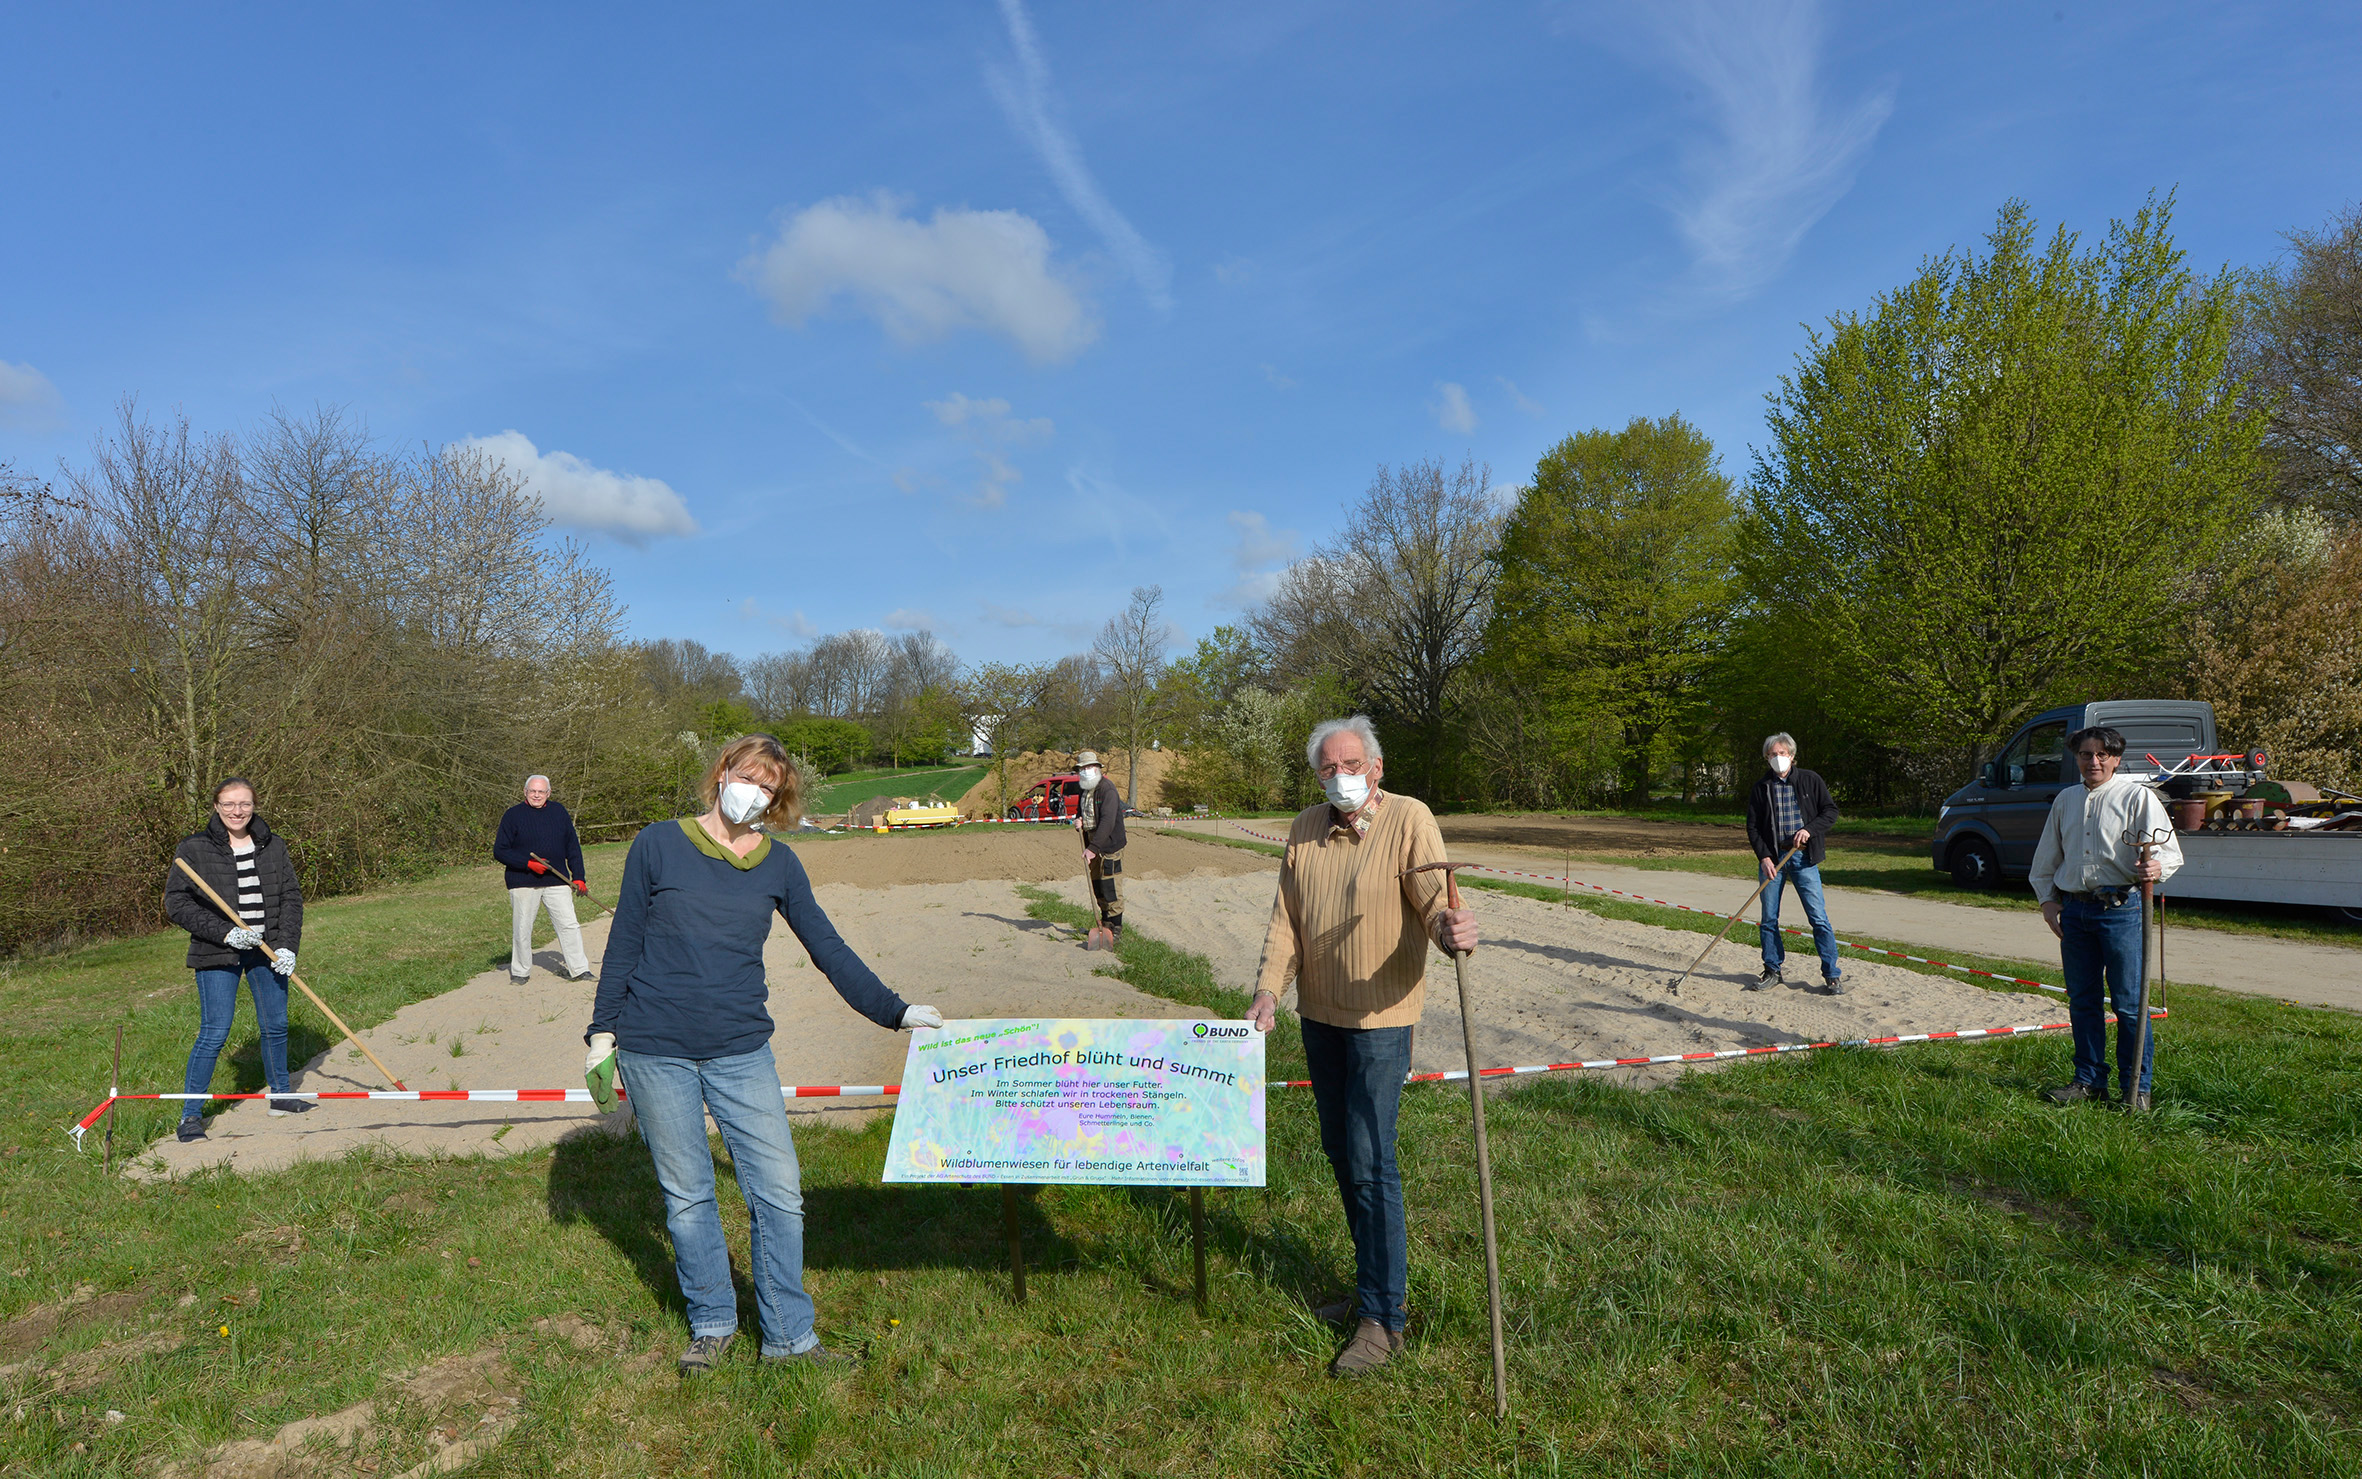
[
  {"x1": 1402, "y1": 860, "x2": 1509, "y2": 1421},
  {"x1": 1666, "y1": 839, "x2": 1804, "y2": 994}
]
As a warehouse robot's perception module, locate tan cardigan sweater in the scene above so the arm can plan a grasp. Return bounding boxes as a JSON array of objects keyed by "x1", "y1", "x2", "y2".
[{"x1": 1254, "y1": 791, "x2": 1450, "y2": 1030}]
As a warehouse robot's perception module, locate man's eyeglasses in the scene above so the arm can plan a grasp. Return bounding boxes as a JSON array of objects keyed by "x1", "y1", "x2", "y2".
[{"x1": 1315, "y1": 758, "x2": 1370, "y2": 780}]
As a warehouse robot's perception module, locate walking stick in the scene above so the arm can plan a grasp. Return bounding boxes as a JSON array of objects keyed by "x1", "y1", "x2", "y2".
[
  {"x1": 1665, "y1": 839, "x2": 1804, "y2": 994},
  {"x1": 2122, "y1": 824, "x2": 2173, "y2": 1113},
  {"x1": 105, "y1": 1025, "x2": 121, "y2": 1175},
  {"x1": 1403, "y1": 861, "x2": 1509, "y2": 1420},
  {"x1": 528, "y1": 853, "x2": 605, "y2": 918},
  {"x1": 172, "y1": 857, "x2": 407, "y2": 1091}
]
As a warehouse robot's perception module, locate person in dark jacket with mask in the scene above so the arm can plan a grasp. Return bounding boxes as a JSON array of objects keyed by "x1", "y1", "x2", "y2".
[
  {"x1": 1071, "y1": 749, "x2": 1127, "y2": 940},
  {"x1": 162, "y1": 778, "x2": 307, "y2": 1140},
  {"x1": 1744, "y1": 732, "x2": 1844, "y2": 993}
]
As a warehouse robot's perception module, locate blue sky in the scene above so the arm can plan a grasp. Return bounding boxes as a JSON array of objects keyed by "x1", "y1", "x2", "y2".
[{"x1": 4, "y1": 2, "x2": 2357, "y2": 665}]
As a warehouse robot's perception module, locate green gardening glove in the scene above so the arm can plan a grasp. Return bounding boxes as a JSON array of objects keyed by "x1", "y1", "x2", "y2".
[{"x1": 585, "y1": 1032, "x2": 622, "y2": 1113}]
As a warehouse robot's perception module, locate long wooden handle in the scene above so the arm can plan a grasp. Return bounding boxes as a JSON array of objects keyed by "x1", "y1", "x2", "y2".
[
  {"x1": 1455, "y1": 949, "x2": 1510, "y2": 1420},
  {"x1": 529, "y1": 853, "x2": 605, "y2": 916},
  {"x1": 172, "y1": 856, "x2": 406, "y2": 1091},
  {"x1": 1668, "y1": 840, "x2": 1803, "y2": 993}
]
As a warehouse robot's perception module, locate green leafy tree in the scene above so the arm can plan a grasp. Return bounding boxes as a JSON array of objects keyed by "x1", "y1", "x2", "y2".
[
  {"x1": 1486, "y1": 414, "x2": 1738, "y2": 804},
  {"x1": 1744, "y1": 196, "x2": 2269, "y2": 769}
]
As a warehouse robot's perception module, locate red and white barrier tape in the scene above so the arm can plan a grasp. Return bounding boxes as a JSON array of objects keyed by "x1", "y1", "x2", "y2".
[
  {"x1": 1209, "y1": 821, "x2": 2069, "y2": 996},
  {"x1": 69, "y1": 1008, "x2": 2170, "y2": 1149}
]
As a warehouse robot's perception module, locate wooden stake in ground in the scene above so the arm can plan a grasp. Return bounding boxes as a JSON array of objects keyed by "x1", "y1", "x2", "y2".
[
  {"x1": 1402, "y1": 861, "x2": 1509, "y2": 1421},
  {"x1": 104, "y1": 1024, "x2": 121, "y2": 1175},
  {"x1": 1665, "y1": 840, "x2": 1804, "y2": 995},
  {"x1": 171, "y1": 857, "x2": 408, "y2": 1092}
]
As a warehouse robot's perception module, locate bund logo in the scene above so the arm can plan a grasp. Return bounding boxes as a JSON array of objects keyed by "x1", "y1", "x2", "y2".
[{"x1": 1193, "y1": 1022, "x2": 1253, "y2": 1039}]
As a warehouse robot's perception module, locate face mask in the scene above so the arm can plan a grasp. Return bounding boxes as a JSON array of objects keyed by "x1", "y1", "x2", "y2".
[
  {"x1": 1079, "y1": 768, "x2": 1101, "y2": 787},
  {"x1": 1324, "y1": 772, "x2": 1371, "y2": 812},
  {"x1": 1769, "y1": 755, "x2": 1792, "y2": 776},
  {"x1": 719, "y1": 780, "x2": 773, "y2": 825}
]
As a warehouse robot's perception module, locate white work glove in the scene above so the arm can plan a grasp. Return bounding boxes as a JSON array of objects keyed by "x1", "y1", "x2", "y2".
[
  {"x1": 272, "y1": 948, "x2": 296, "y2": 978},
  {"x1": 585, "y1": 1031, "x2": 617, "y2": 1074},
  {"x1": 225, "y1": 925, "x2": 265, "y2": 951},
  {"x1": 900, "y1": 1004, "x2": 944, "y2": 1031}
]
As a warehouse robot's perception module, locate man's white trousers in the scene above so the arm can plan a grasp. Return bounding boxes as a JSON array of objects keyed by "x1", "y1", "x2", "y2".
[{"x1": 509, "y1": 885, "x2": 591, "y2": 979}]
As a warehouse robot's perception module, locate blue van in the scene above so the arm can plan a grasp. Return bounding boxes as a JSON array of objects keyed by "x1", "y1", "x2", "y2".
[{"x1": 1931, "y1": 701, "x2": 2216, "y2": 887}]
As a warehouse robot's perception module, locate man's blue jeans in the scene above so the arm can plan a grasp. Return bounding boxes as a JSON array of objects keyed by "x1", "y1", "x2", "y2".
[
  {"x1": 2059, "y1": 891, "x2": 2154, "y2": 1095},
  {"x1": 1759, "y1": 857, "x2": 1841, "y2": 979},
  {"x1": 1301, "y1": 1018, "x2": 1413, "y2": 1333},
  {"x1": 183, "y1": 953, "x2": 291, "y2": 1115},
  {"x1": 621, "y1": 1043, "x2": 818, "y2": 1356}
]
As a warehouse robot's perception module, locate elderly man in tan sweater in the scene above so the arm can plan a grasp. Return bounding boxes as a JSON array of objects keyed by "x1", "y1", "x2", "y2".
[{"x1": 1246, "y1": 714, "x2": 1477, "y2": 1378}]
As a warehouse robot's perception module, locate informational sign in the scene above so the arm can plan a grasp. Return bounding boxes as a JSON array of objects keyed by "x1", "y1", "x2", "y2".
[{"x1": 882, "y1": 1018, "x2": 1265, "y2": 1187}]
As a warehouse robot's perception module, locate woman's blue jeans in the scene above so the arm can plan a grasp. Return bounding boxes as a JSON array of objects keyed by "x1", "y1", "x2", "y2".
[
  {"x1": 183, "y1": 953, "x2": 291, "y2": 1113},
  {"x1": 2060, "y1": 891, "x2": 2154, "y2": 1095},
  {"x1": 621, "y1": 1043, "x2": 818, "y2": 1356},
  {"x1": 1302, "y1": 1018, "x2": 1414, "y2": 1332}
]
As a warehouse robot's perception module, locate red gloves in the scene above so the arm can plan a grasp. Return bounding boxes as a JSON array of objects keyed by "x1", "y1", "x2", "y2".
[
  {"x1": 572, "y1": 878, "x2": 588, "y2": 895},
  {"x1": 527, "y1": 859, "x2": 549, "y2": 875}
]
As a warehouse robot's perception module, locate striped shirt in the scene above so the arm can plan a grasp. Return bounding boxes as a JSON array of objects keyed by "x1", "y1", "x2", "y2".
[
  {"x1": 1254, "y1": 790, "x2": 1451, "y2": 1030},
  {"x1": 231, "y1": 838, "x2": 264, "y2": 924}
]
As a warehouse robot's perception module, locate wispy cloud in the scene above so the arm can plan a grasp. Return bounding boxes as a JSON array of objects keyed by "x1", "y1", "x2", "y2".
[
  {"x1": 883, "y1": 608, "x2": 937, "y2": 632},
  {"x1": 0, "y1": 359, "x2": 65, "y2": 431},
  {"x1": 1429, "y1": 381, "x2": 1478, "y2": 434},
  {"x1": 979, "y1": 601, "x2": 1094, "y2": 641},
  {"x1": 737, "y1": 599, "x2": 818, "y2": 638},
  {"x1": 739, "y1": 192, "x2": 1097, "y2": 363},
  {"x1": 457, "y1": 430, "x2": 698, "y2": 545},
  {"x1": 1495, "y1": 376, "x2": 1544, "y2": 416},
  {"x1": 989, "y1": 0, "x2": 1173, "y2": 313},
  {"x1": 924, "y1": 392, "x2": 1055, "y2": 509},
  {"x1": 1649, "y1": 0, "x2": 1894, "y2": 303},
  {"x1": 1218, "y1": 509, "x2": 1299, "y2": 607},
  {"x1": 1261, "y1": 364, "x2": 1297, "y2": 391}
]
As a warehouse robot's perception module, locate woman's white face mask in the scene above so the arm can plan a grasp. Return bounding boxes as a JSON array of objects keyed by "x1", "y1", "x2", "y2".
[{"x1": 719, "y1": 779, "x2": 774, "y2": 825}]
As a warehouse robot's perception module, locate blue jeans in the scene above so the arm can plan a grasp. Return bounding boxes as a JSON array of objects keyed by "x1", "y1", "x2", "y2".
[
  {"x1": 183, "y1": 953, "x2": 291, "y2": 1113},
  {"x1": 621, "y1": 1043, "x2": 817, "y2": 1356},
  {"x1": 1301, "y1": 1018, "x2": 1413, "y2": 1332},
  {"x1": 2060, "y1": 892, "x2": 2154, "y2": 1095},
  {"x1": 1759, "y1": 857, "x2": 1841, "y2": 979}
]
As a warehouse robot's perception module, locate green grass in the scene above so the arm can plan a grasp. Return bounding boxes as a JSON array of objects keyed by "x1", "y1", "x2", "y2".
[
  {"x1": 808, "y1": 765, "x2": 986, "y2": 815},
  {"x1": 6, "y1": 843, "x2": 2362, "y2": 1474}
]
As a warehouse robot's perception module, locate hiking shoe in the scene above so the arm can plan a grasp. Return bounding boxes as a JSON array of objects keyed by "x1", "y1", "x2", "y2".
[
  {"x1": 1329, "y1": 1319, "x2": 1398, "y2": 1378},
  {"x1": 1821, "y1": 970, "x2": 1847, "y2": 995},
  {"x1": 761, "y1": 1343, "x2": 857, "y2": 1368},
  {"x1": 2044, "y1": 1082, "x2": 2106, "y2": 1105},
  {"x1": 1746, "y1": 966, "x2": 1782, "y2": 992},
  {"x1": 2119, "y1": 1089, "x2": 2153, "y2": 1112},
  {"x1": 678, "y1": 1333, "x2": 735, "y2": 1377},
  {"x1": 176, "y1": 1117, "x2": 207, "y2": 1143},
  {"x1": 566, "y1": 969, "x2": 597, "y2": 983},
  {"x1": 510, "y1": 972, "x2": 532, "y2": 985},
  {"x1": 266, "y1": 1098, "x2": 314, "y2": 1117}
]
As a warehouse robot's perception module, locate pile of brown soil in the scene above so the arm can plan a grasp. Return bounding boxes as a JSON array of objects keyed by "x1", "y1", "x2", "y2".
[{"x1": 955, "y1": 748, "x2": 1180, "y2": 817}]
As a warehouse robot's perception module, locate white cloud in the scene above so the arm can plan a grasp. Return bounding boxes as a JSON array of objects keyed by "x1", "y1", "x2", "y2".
[
  {"x1": 737, "y1": 599, "x2": 817, "y2": 638},
  {"x1": 1495, "y1": 376, "x2": 1545, "y2": 416},
  {"x1": 1429, "y1": 381, "x2": 1478, "y2": 434},
  {"x1": 979, "y1": 601, "x2": 1093, "y2": 641},
  {"x1": 990, "y1": 0, "x2": 1173, "y2": 312},
  {"x1": 1261, "y1": 364, "x2": 1297, "y2": 391},
  {"x1": 1650, "y1": 0, "x2": 1894, "y2": 303},
  {"x1": 0, "y1": 360, "x2": 65, "y2": 431},
  {"x1": 739, "y1": 192, "x2": 1097, "y2": 363},
  {"x1": 458, "y1": 431, "x2": 698, "y2": 545},
  {"x1": 924, "y1": 392, "x2": 1054, "y2": 509},
  {"x1": 1218, "y1": 509, "x2": 1300, "y2": 607},
  {"x1": 883, "y1": 608, "x2": 937, "y2": 632}
]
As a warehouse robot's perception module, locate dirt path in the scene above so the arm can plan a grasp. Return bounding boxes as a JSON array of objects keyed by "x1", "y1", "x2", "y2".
[{"x1": 1146, "y1": 818, "x2": 2362, "y2": 1012}]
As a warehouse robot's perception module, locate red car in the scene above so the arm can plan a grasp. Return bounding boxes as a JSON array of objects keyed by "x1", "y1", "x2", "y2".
[{"x1": 1006, "y1": 774, "x2": 1083, "y2": 822}]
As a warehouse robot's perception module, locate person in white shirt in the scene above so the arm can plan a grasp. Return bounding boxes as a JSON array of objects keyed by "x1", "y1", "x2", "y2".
[{"x1": 2028, "y1": 726, "x2": 2181, "y2": 1108}]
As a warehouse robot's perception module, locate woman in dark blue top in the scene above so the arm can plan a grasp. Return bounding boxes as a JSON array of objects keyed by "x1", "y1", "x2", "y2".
[{"x1": 586, "y1": 734, "x2": 942, "y2": 1376}]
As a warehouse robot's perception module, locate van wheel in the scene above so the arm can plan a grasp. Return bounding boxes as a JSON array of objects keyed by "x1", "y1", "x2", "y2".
[
  {"x1": 1949, "y1": 837, "x2": 2000, "y2": 889},
  {"x1": 2336, "y1": 906, "x2": 2362, "y2": 926}
]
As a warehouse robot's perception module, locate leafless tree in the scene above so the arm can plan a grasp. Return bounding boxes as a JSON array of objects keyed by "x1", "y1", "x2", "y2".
[
  {"x1": 1092, "y1": 585, "x2": 1171, "y2": 807},
  {"x1": 2241, "y1": 201, "x2": 2362, "y2": 521},
  {"x1": 639, "y1": 637, "x2": 744, "y2": 709}
]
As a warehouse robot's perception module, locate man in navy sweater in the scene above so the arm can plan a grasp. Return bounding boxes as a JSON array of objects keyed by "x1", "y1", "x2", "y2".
[{"x1": 493, "y1": 774, "x2": 593, "y2": 982}]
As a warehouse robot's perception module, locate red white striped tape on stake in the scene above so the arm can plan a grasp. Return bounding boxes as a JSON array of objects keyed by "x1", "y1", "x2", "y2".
[{"x1": 1213, "y1": 821, "x2": 2070, "y2": 996}]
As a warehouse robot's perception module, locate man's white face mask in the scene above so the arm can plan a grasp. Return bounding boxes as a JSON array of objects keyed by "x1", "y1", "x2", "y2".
[
  {"x1": 719, "y1": 780, "x2": 773, "y2": 825},
  {"x1": 1323, "y1": 771, "x2": 1372, "y2": 812},
  {"x1": 1769, "y1": 754, "x2": 1793, "y2": 776},
  {"x1": 1079, "y1": 767, "x2": 1101, "y2": 788}
]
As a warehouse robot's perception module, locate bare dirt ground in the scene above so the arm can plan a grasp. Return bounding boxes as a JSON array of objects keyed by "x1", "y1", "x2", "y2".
[{"x1": 133, "y1": 826, "x2": 2073, "y2": 1176}]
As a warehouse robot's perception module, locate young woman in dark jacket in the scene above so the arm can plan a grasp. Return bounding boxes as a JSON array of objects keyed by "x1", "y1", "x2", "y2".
[
  {"x1": 161, "y1": 778, "x2": 307, "y2": 1140},
  {"x1": 585, "y1": 734, "x2": 943, "y2": 1376}
]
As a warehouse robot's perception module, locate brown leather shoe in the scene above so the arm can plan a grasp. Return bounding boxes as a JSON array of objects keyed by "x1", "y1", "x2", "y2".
[{"x1": 1329, "y1": 1319, "x2": 1398, "y2": 1378}]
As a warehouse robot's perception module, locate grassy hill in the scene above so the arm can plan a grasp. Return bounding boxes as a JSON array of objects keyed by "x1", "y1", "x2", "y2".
[{"x1": 807, "y1": 764, "x2": 986, "y2": 816}]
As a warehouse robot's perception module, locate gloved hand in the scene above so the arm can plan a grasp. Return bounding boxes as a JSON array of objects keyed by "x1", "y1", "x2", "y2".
[
  {"x1": 900, "y1": 1004, "x2": 944, "y2": 1031},
  {"x1": 225, "y1": 925, "x2": 265, "y2": 951},
  {"x1": 527, "y1": 859, "x2": 550, "y2": 875},
  {"x1": 572, "y1": 878, "x2": 588, "y2": 895},
  {"x1": 273, "y1": 948, "x2": 296, "y2": 978},
  {"x1": 585, "y1": 1032, "x2": 622, "y2": 1112}
]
